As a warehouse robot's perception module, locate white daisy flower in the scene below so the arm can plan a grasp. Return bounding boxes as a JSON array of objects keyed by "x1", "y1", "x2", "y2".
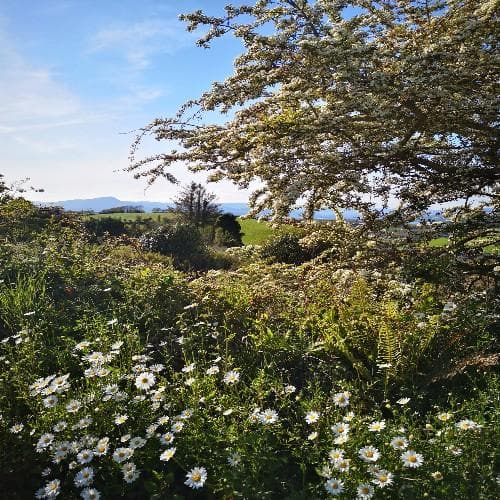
[
  {"x1": 53, "y1": 421, "x2": 67, "y2": 433},
  {"x1": 305, "y1": 411, "x2": 320, "y2": 424},
  {"x1": 95, "y1": 438, "x2": 109, "y2": 456},
  {"x1": 74, "y1": 467, "x2": 94, "y2": 487},
  {"x1": 328, "y1": 449, "x2": 344, "y2": 462},
  {"x1": 437, "y1": 412, "x2": 453, "y2": 422},
  {"x1": 396, "y1": 397, "x2": 410, "y2": 405},
  {"x1": 171, "y1": 421, "x2": 184, "y2": 433},
  {"x1": 76, "y1": 449, "x2": 94, "y2": 464},
  {"x1": 44, "y1": 479, "x2": 61, "y2": 498},
  {"x1": 37, "y1": 433, "x2": 55, "y2": 450},
  {"x1": 284, "y1": 384, "x2": 296, "y2": 394},
  {"x1": 184, "y1": 466, "x2": 207, "y2": 489},
  {"x1": 206, "y1": 365, "x2": 219, "y2": 375},
  {"x1": 160, "y1": 447, "x2": 176, "y2": 461},
  {"x1": 325, "y1": 478, "x2": 344, "y2": 496},
  {"x1": 135, "y1": 372, "x2": 156, "y2": 390},
  {"x1": 10, "y1": 423, "x2": 24, "y2": 434},
  {"x1": 227, "y1": 453, "x2": 241, "y2": 467},
  {"x1": 80, "y1": 487, "x2": 100, "y2": 500},
  {"x1": 157, "y1": 415, "x2": 170, "y2": 425},
  {"x1": 456, "y1": 419, "x2": 481, "y2": 431},
  {"x1": 123, "y1": 470, "x2": 140, "y2": 483},
  {"x1": 333, "y1": 458, "x2": 350, "y2": 472},
  {"x1": 308, "y1": 431, "x2": 318, "y2": 440},
  {"x1": 358, "y1": 446, "x2": 380, "y2": 462},
  {"x1": 43, "y1": 395, "x2": 58, "y2": 408},
  {"x1": 182, "y1": 363, "x2": 195, "y2": 373},
  {"x1": 259, "y1": 409, "x2": 279, "y2": 425},
  {"x1": 390, "y1": 436, "x2": 408, "y2": 450},
  {"x1": 401, "y1": 450, "x2": 424, "y2": 468},
  {"x1": 160, "y1": 432, "x2": 175, "y2": 445},
  {"x1": 372, "y1": 470, "x2": 394, "y2": 488},
  {"x1": 114, "y1": 414, "x2": 128, "y2": 425},
  {"x1": 129, "y1": 437, "x2": 146, "y2": 449},
  {"x1": 223, "y1": 371, "x2": 240, "y2": 384},
  {"x1": 368, "y1": 420, "x2": 386, "y2": 432},
  {"x1": 431, "y1": 471, "x2": 443, "y2": 481},
  {"x1": 331, "y1": 422, "x2": 350, "y2": 436},
  {"x1": 66, "y1": 400, "x2": 82, "y2": 413},
  {"x1": 356, "y1": 483, "x2": 375, "y2": 499},
  {"x1": 112, "y1": 447, "x2": 133, "y2": 464},
  {"x1": 333, "y1": 392, "x2": 350, "y2": 407}
]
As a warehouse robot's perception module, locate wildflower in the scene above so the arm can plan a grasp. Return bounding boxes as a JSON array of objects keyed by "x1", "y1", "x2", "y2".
[
  {"x1": 359, "y1": 446, "x2": 380, "y2": 463},
  {"x1": 160, "y1": 447, "x2": 176, "y2": 461},
  {"x1": 160, "y1": 432, "x2": 175, "y2": 445},
  {"x1": 184, "y1": 377, "x2": 195, "y2": 386},
  {"x1": 390, "y1": 436, "x2": 408, "y2": 450},
  {"x1": 80, "y1": 487, "x2": 100, "y2": 500},
  {"x1": 76, "y1": 450, "x2": 94, "y2": 464},
  {"x1": 305, "y1": 411, "x2": 320, "y2": 424},
  {"x1": 431, "y1": 471, "x2": 443, "y2": 481},
  {"x1": 259, "y1": 409, "x2": 279, "y2": 425},
  {"x1": 368, "y1": 420, "x2": 386, "y2": 432},
  {"x1": 157, "y1": 415, "x2": 170, "y2": 425},
  {"x1": 333, "y1": 392, "x2": 350, "y2": 407},
  {"x1": 75, "y1": 341, "x2": 91, "y2": 351},
  {"x1": 182, "y1": 363, "x2": 195, "y2": 373},
  {"x1": 53, "y1": 421, "x2": 67, "y2": 433},
  {"x1": 184, "y1": 466, "x2": 207, "y2": 489},
  {"x1": 43, "y1": 395, "x2": 58, "y2": 408},
  {"x1": 308, "y1": 431, "x2": 318, "y2": 440},
  {"x1": 206, "y1": 365, "x2": 219, "y2": 375},
  {"x1": 180, "y1": 408, "x2": 194, "y2": 419},
  {"x1": 456, "y1": 419, "x2": 481, "y2": 431},
  {"x1": 111, "y1": 341, "x2": 123, "y2": 350},
  {"x1": 324, "y1": 478, "x2": 344, "y2": 496},
  {"x1": 223, "y1": 371, "x2": 240, "y2": 384},
  {"x1": 248, "y1": 408, "x2": 261, "y2": 423},
  {"x1": 135, "y1": 372, "x2": 156, "y2": 390},
  {"x1": 171, "y1": 421, "x2": 184, "y2": 433},
  {"x1": 129, "y1": 437, "x2": 146, "y2": 449},
  {"x1": 344, "y1": 412, "x2": 355, "y2": 422},
  {"x1": 150, "y1": 363, "x2": 165, "y2": 373},
  {"x1": 357, "y1": 483, "x2": 375, "y2": 499},
  {"x1": 331, "y1": 422, "x2": 350, "y2": 437},
  {"x1": 44, "y1": 479, "x2": 61, "y2": 498},
  {"x1": 114, "y1": 414, "x2": 128, "y2": 425},
  {"x1": 284, "y1": 384, "x2": 296, "y2": 394},
  {"x1": 123, "y1": 470, "x2": 140, "y2": 483},
  {"x1": 227, "y1": 453, "x2": 241, "y2": 467},
  {"x1": 328, "y1": 449, "x2": 344, "y2": 462},
  {"x1": 74, "y1": 467, "x2": 94, "y2": 487},
  {"x1": 333, "y1": 458, "x2": 350, "y2": 472},
  {"x1": 37, "y1": 433, "x2": 55, "y2": 450},
  {"x1": 120, "y1": 434, "x2": 131, "y2": 443},
  {"x1": 42, "y1": 468, "x2": 52, "y2": 477},
  {"x1": 437, "y1": 412, "x2": 453, "y2": 422},
  {"x1": 113, "y1": 448, "x2": 133, "y2": 463},
  {"x1": 396, "y1": 397, "x2": 410, "y2": 405},
  {"x1": 401, "y1": 450, "x2": 424, "y2": 468},
  {"x1": 95, "y1": 438, "x2": 109, "y2": 456},
  {"x1": 10, "y1": 423, "x2": 24, "y2": 434},
  {"x1": 66, "y1": 400, "x2": 82, "y2": 413},
  {"x1": 372, "y1": 470, "x2": 394, "y2": 488},
  {"x1": 223, "y1": 408, "x2": 233, "y2": 416},
  {"x1": 447, "y1": 446, "x2": 463, "y2": 456}
]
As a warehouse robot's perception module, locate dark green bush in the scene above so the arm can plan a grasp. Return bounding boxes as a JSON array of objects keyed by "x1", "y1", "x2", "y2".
[{"x1": 260, "y1": 233, "x2": 308, "y2": 264}]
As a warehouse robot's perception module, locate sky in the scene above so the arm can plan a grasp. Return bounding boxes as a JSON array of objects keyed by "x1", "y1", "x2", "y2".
[{"x1": 0, "y1": 0, "x2": 252, "y2": 203}]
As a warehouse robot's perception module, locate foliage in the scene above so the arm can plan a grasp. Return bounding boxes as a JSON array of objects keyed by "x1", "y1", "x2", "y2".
[
  {"x1": 83, "y1": 217, "x2": 128, "y2": 240},
  {"x1": 173, "y1": 182, "x2": 221, "y2": 227},
  {"x1": 214, "y1": 213, "x2": 243, "y2": 246},
  {"x1": 260, "y1": 233, "x2": 308, "y2": 264},
  {"x1": 128, "y1": 0, "x2": 498, "y2": 223}
]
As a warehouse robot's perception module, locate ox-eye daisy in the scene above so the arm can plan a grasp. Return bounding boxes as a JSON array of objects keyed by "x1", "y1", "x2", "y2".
[
  {"x1": 324, "y1": 478, "x2": 344, "y2": 496},
  {"x1": 359, "y1": 446, "x2": 380, "y2": 463},
  {"x1": 135, "y1": 372, "x2": 155, "y2": 390},
  {"x1": 333, "y1": 392, "x2": 350, "y2": 407},
  {"x1": 368, "y1": 420, "x2": 386, "y2": 432},
  {"x1": 223, "y1": 371, "x2": 240, "y2": 384},
  {"x1": 372, "y1": 470, "x2": 394, "y2": 488},
  {"x1": 305, "y1": 411, "x2": 320, "y2": 424},
  {"x1": 401, "y1": 450, "x2": 424, "y2": 468},
  {"x1": 390, "y1": 436, "x2": 408, "y2": 450},
  {"x1": 185, "y1": 467, "x2": 207, "y2": 489},
  {"x1": 357, "y1": 483, "x2": 375, "y2": 499},
  {"x1": 160, "y1": 447, "x2": 176, "y2": 461}
]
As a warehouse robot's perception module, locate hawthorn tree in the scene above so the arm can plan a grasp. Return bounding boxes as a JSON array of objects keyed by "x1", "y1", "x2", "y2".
[{"x1": 128, "y1": 0, "x2": 499, "y2": 222}]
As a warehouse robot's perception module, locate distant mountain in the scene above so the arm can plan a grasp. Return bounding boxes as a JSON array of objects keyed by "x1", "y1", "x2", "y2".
[{"x1": 37, "y1": 197, "x2": 361, "y2": 220}]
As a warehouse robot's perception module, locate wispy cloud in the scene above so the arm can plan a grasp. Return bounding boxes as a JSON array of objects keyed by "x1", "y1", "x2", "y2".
[{"x1": 87, "y1": 19, "x2": 193, "y2": 70}]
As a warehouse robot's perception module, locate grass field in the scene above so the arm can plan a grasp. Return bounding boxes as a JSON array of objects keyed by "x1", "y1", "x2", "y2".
[{"x1": 83, "y1": 212, "x2": 275, "y2": 245}]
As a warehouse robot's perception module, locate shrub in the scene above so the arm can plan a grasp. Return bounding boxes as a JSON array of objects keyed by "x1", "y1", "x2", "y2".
[
  {"x1": 215, "y1": 213, "x2": 243, "y2": 246},
  {"x1": 260, "y1": 233, "x2": 308, "y2": 264},
  {"x1": 83, "y1": 217, "x2": 128, "y2": 240}
]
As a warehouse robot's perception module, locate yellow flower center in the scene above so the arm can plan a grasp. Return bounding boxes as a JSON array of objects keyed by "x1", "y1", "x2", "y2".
[
  {"x1": 379, "y1": 475, "x2": 387, "y2": 482},
  {"x1": 366, "y1": 451, "x2": 373, "y2": 457},
  {"x1": 192, "y1": 472, "x2": 201, "y2": 482},
  {"x1": 409, "y1": 455, "x2": 417, "y2": 462}
]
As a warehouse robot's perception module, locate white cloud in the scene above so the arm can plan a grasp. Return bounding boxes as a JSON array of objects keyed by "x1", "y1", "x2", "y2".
[{"x1": 87, "y1": 20, "x2": 194, "y2": 70}]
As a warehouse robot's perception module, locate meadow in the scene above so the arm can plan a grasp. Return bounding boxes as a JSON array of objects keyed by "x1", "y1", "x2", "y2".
[{"x1": 0, "y1": 198, "x2": 498, "y2": 499}]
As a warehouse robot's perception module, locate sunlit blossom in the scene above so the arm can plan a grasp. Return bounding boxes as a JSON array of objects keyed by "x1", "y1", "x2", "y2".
[{"x1": 184, "y1": 466, "x2": 207, "y2": 489}]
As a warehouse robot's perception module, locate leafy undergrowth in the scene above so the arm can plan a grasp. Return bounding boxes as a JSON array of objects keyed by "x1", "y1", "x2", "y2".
[{"x1": 0, "y1": 211, "x2": 498, "y2": 499}]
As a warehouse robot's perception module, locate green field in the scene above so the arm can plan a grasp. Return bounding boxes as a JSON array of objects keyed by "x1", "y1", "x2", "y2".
[{"x1": 84, "y1": 212, "x2": 274, "y2": 245}]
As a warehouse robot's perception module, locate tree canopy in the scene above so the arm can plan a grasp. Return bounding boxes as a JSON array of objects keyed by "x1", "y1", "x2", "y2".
[
  {"x1": 173, "y1": 182, "x2": 221, "y2": 226},
  {"x1": 129, "y1": 0, "x2": 499, "y2": 221}
]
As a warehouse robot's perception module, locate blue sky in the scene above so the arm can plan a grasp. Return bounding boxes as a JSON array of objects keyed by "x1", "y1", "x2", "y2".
[{"x1": 1, "y1": 0, "x2": 252, "y2": 202}]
